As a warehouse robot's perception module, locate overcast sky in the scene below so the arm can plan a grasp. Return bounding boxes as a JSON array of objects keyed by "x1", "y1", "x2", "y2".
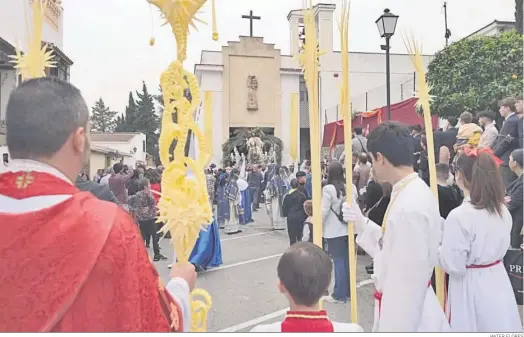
[{"x1": 63, "y1": 0, "x2": 515, "y2": 114}]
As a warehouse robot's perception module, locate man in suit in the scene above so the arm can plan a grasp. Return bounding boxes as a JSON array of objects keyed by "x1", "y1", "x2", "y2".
[
  {"x1": 477, "y1": 110, "x2": 499, "y2": 149},
  {"x1": 410, "y1": 125, "x2": 423, "y2": 171},
  {"x1": 507, "y1": 149, "x2": 523, "y2": 248},
  {"x1": 76, "y1": 175, "x2": 119, "y2": 203},
  {"x1": 493, "y1": 97, "x2": 521, "y2": 187},
  {"x1": 516, "y1": 96, "x2": 523, "y2": 148}
]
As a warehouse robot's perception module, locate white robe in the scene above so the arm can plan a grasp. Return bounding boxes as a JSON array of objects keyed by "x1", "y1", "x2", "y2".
[
  {"x1": 437, "y1": 199, "x2": 522, "y2": 332},
  {"x1": 224, "y1": 186, "x2": 241, "y2": 234},
  {"x1": 250, "y1": 321, "x2": 364, "y2": 332},
  {"x1": 355, "y1": 173, "x2": 450, "y2": 332}
]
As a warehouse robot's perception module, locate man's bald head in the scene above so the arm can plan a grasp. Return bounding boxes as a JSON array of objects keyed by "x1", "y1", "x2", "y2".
[{"x1": 6, "y1": 77, "x2": 89, "y2": 159}]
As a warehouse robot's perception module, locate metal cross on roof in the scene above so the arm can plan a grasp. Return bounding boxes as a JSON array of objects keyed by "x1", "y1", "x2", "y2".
[{"x1": 241, "y1": 10, "x2": 261, "y2": 37}]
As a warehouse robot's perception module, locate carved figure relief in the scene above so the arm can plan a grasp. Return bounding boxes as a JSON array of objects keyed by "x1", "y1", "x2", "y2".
[
  {"x1": 247, "y1": 75, "x2": 258, "y2": 111},
  {"x1": 247, "y1": 135, "x2": 264, "y2": 164}
]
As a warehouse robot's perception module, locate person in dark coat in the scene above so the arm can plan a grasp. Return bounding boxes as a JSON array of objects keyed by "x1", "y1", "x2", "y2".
[
  {"x1": 75, "y1": 176, "x2": 118, "y2": 204},
  {"x1": 434, "y1": 117, "x2": 458, "y2": 163},
  {"x1": 435, "y1": 163, "x2": 463, "y2": 219},
  {"x1": 507, "y1": 149, "x2": 523, "y2": 248},
  {"x1": 493, "y1": 97, "x2": 521, "y2": 187},
  {"x1": 365, "y1": 182, "x2": 391, "y2": 227},
  {"x1": 516, "y1": 96, "x2": 523, "y2": 148},
  {"x1": 410, "y1": 125, "x2": 423, "y2": 172},
  {"x1": 418, "y1": 135, "x2": 430, "y2": 186},
  {"x1": 282, "y1": 179, "x2": 308, "y2": 245}
]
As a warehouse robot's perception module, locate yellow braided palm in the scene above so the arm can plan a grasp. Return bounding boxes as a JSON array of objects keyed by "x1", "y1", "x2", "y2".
[{"x1": 148, "y1": 0, "x2": 214, "y2": 331}]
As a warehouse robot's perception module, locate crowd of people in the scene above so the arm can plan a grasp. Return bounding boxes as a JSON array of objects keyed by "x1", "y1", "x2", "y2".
[
  {"x1": 77, "y1": 163, "x2": 169, "y2": 261},
  {"x1": 0, "y1": 77, "x2": 522, "y2": 332}
]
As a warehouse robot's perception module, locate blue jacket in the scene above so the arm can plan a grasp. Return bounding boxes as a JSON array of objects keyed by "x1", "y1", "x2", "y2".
[{"x1": 305, "y1": 174, "x2": 312, "y2": 200}]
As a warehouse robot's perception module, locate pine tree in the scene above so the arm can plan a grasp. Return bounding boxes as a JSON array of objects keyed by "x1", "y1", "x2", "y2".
[
  {"x1": 135, "y1": 82, "x2": 160, "y2": 160},
  {"x1": 115, "y1": 92, "x2": 138, "y2": 132},
  {"x1": 114, "y1": 84, "x2": 160, "y2": 162},
  {"x1": 90, "y1": 98, "x2": 117, "y2": 132},
  {"x1": 155, "y1": 85, "x2": 164, "y2": 114}
]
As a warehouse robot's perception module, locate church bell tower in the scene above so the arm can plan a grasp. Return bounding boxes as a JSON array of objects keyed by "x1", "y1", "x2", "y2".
[{"x1": 287, "y1": 3, "x2": 336, "y2": 57}]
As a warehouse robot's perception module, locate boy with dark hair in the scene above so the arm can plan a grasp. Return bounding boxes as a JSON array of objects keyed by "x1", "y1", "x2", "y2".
[
  {"x1": 251, "y1": 242, "x2": 363, "y2": 332},
  {"x1": 494, "y1": 96, "x2": 521, "y2": 187},
  {"x1": 282, "y1": 179, "x2": 308, "y2": 245},
  {"x1": 435, "y1": 163, "x2": 463, "y2": 219},
  {"x1": 343, "y1": 121, "x2": 449, "y2": 332}
]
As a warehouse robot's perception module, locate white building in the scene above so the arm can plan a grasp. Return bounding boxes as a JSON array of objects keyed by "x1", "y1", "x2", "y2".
[
  {"x1": 465, "y1": 20, "x2": 516, "y2": 39},
  {"x1": 90, "y1": 132, "x2": 147, "y2": 168},
  {"x1": 195, "y1": 3, "x2": 433, "y2": 165},
  {"x1": 0, "y1": 0, "x2": 73, "y2": 120}
]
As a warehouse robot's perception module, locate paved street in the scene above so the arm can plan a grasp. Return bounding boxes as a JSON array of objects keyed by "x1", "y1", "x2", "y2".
[{"x1": 151, "y1": 210, "x2": 377, "y2": 332}]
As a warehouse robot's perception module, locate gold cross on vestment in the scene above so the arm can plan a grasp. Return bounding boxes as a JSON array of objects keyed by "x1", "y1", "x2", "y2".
[{"x1": 15, "y1": 173, "x2": 35, "y2": 189}]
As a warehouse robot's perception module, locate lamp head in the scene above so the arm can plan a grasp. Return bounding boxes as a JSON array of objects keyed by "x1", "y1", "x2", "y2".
[{"x1": 375, "y1": 8, "x2": 399, "y2": 38}]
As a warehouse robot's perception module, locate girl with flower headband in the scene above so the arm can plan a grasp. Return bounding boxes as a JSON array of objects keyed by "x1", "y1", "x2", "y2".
[{"x1": 437, "y1": 148, "x2": 521, "y2": 332}]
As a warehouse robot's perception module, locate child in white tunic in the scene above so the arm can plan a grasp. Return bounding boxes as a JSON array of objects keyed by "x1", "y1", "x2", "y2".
[
  {"x1": 251, "y1": 242, "x2": 363, "y2": 332},
  {"x1": 437, "y1": 149, "x2": 522, "y2": 332},
  {"x1": 343, "y1": 122, "x2": 450, "y2": 332}
]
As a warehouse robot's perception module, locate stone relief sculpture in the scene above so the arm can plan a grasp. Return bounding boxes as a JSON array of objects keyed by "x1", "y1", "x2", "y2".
[{"x1": 247, "y1": 75, "x2": 258, "y2": 111}]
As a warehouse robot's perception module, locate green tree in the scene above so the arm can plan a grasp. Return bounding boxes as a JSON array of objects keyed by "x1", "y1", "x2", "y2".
[
  {"x1": 516, "y1": 0, "x2": 523, "y2": 35},
  {"x1": 115, "y1": 92, "x2": 139, "y2": 132},
  {"x1": 90, "y1": 98, "x2": 117, "y2": 132},
  {"x1": 135, "y1": 82, "x2": 160, "y2": 160},
  {"x1": 427, "y1": 31, "x2": 523, "y2": 118},
  {"x1": 114, "y1": 84, "x2": 160, "y2": 161},
  {"x1": 155, "y1": 85, "x2": 164, "y2": 114}
]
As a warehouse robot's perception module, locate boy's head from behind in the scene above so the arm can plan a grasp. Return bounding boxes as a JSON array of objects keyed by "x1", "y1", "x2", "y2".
[
  {"x1": 277, "y1": 242, "x2": 332, "y2": 307},
  {"x1": 436, "y1": 163, "x2": 450, "y2": 183},
  {"x1": 303, "y1": 200, "x2": 313, "y2": 216}
]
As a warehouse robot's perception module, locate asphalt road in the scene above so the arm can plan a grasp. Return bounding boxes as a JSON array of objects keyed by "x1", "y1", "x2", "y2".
[{"x1": 151, "y1": 209, "x2": 377, "y2": 332}]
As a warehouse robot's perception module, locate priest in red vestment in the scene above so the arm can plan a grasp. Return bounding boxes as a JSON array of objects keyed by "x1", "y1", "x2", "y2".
[
  {"x1": 0, "y1": 77, "x2": 195, "y2": 332},
  {"x1": 251, "y1": 242, "x2": 363, "y2": 332}
]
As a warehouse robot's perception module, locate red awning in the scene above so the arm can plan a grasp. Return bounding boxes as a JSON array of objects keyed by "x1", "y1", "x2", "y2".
[{"x1": 322, "y1": 97, "x2": 438, "y2": 147}]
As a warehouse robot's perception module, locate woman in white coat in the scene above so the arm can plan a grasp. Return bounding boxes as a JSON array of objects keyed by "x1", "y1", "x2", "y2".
[{"x1": 437, "y1": 148, "x2": 522, "y2": 332}]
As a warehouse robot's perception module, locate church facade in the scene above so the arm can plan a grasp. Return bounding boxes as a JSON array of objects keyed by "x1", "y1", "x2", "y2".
[{"x1": 195, "y1": 3, "x2": 433, "y2": 166}]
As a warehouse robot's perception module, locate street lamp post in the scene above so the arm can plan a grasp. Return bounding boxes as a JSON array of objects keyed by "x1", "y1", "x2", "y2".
[{"x1": 375, "y1": 8, "x2": 399, "y2": 121}]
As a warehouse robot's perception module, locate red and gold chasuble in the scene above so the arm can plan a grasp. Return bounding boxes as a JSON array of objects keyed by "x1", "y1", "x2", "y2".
[{"x1": 0, "y1": 171, "x2": 183, "y2": 332}]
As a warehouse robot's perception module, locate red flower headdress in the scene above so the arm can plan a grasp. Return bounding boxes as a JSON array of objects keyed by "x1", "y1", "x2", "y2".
[{"x1": 463, "y1": 147, "x2": 503, "y2": 166}]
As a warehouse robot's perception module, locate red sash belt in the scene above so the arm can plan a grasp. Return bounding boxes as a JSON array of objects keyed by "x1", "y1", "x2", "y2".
[
  {"x1": 447, "y1": 260, "x2": 501, "y2": 324},
  {"x1": 374, "y1": 280, "x2": 432, "y2": 318},
  {"x1": 466, "y1": 260, "x2": 500, "y2": 269}
]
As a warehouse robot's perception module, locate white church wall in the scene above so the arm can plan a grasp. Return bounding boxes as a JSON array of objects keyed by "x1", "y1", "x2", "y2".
[
  {"x1": 281, "y1": 55, "x2": 300, "y2": 69},
  {"x1": 201, "y1": 50, "x2": 222, "y2": 65},
  {"x1": 280, "y1": 72, "x2": 300, "y2": 166},
  {"x1": 198, "y1": 68, "x2": 223, "y2": 166},
  {"x1": 0, "y1": 0, "x2": 63, "y2": 51}
]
